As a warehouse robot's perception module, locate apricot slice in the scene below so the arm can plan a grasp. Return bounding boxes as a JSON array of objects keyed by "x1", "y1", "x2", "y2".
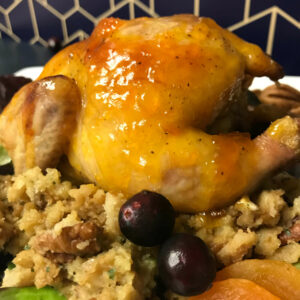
[
  {"x1": 216, "y1": 259, "x2": 300, "y2": 300},
  {"x1": 189, "y1": 278, "x2": 279, "y2": 300}
]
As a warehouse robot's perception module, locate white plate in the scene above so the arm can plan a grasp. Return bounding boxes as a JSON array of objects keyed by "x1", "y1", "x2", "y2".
[
  {"x1": 14, "y1": 66, "x2": 43, "y2": 80},
  {"x1": 15, "y1": 66, "x2": 300, "y2": 90},
  {"x1": 251, "y1": 76, "x2": 300, "y2": 90}
]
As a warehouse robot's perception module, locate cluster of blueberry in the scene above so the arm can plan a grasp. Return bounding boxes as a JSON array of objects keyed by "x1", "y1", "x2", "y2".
[{"x1": 118, "y1": 190, "x2": 216, "y2": 297}]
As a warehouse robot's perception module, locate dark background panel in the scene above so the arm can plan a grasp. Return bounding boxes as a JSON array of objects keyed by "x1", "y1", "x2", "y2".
[
  {"x1": 154, "y1": 0, "x2": 194, "y2": 16},
  {"x1": 0, "y1": 0, "x2": 299, "y2": 75},
  {"x1": 78, "y1": 0, "x2": 110, "y2": 17},
  {"x1": 32, "y1": 1, "x2": 63, "y2": 42},
  {"x1": 233, "y1": 15, "x2": 271, "y2": 53},
  {"x1": 272, "y1": 15, "x2": 300, "y2": 76},
  {"x1": 250, "y1": 0, "x2": 300, "y2": 20},
  {"x1": 9, "y1": 0, "x2": 34, "y2": 41},
  {"x1": 200, "y1": 0, "x2": 245, "y2": 27},
  {"x1": 47, "y1": 0, "x2": 75, "y2": 15}
]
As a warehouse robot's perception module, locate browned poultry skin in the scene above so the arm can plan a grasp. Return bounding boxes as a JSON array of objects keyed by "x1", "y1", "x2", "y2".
[
  {"x1": 0, "y1": 76, "x2": 81, "y2": 174},
  {"x1": 0, "y1": 15, "x2": 297, "y2": 212}
]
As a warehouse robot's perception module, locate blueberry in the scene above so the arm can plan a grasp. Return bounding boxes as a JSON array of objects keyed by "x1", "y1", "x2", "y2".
[
  {"x1": 158, "y1": 233, "x2": 216, "y2": 296},
  {"x1": 118, "y1": 190, "x2": 175, "y2": 247}
]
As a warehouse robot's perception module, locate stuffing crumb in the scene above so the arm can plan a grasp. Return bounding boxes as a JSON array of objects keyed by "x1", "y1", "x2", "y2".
[{"x1": 0, "y1": 167, "x2": 299, "y2": 299}]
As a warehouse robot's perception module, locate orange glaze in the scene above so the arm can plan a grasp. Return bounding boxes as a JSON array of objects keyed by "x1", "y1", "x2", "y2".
[{"x1": 38, "y1": 15, "x2": 284, "y2": 212}]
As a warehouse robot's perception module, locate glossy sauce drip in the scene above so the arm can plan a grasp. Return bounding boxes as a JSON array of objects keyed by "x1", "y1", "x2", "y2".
[
  {"x1": 78, "y1": 17, "x2": 245, "y2": 194},
  {"x1": 37, "y1": 15, "x2": 283, "y2": 212}
]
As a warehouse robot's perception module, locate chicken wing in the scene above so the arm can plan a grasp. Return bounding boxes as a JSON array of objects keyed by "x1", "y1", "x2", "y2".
[{"x1": 0, "y1": 76, "x2": 81, "y2": 174}]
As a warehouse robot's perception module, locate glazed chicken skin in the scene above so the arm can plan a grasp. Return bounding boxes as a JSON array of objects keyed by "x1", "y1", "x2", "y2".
[{"x1": 0, "y1": 15, "x2": 299, "y2": 212}]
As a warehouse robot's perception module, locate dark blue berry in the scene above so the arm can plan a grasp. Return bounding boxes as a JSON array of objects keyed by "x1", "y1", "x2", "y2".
[
  {"x1": 158, "y1": 233, "x2": 216, "y2": 296},
  {"x1": 118, "y1": 190, "x2": 175, "y2": 247}
]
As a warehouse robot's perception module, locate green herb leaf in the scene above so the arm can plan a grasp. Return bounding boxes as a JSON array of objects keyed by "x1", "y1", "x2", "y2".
[
  {"x1": 0, "y1": 286, "x2": 66, "y2": 300},
  {"x1": 293, "y1": 261, "x2": 300, "y2": 270},
  {"x1": 107, "y1": 268, "x2": 115, "y2": 279},
  {"x1": 0, "y1": 145, "x2": 11, "y2": 166},
  {"x1": 7, "y1": 262, "x2": 15, "y2": 270}
]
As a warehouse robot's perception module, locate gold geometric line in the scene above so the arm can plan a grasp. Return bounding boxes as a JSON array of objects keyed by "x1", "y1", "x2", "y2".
[
  {"x1": 77, "y1": 7, "x2": 97, "y2": 23},
  {"x1": 61, "y1": 18, "x2": 68, "y2": 43},
  {"x1": 28, "y1": 0, "x2": 40, "y2": 44},
  {"x1": 65, "y1": 0, "x2": 93, "y2": 42},
  {"x1": 129, "y1": 0, "x2": 135, "y2": 19},
  {"x1": 113, "y1": 0, "x2": 130, "y2": 12},
  {"x1": 5, "y1": 0, "x2": 22, "y2": 14},
  {"x1": 0, "y1": 22, "x2": 20, "y2": 42},
  {"x1": 35, "y1": 36, "x2": 48, "y2": 47},
  {"x1": 110, "y1": 0, "x2": 115, "y2": 9},
  {"x1": 4, "y1": 11, "x2": 12, "y2": 31},
  {"x1": 67, "y1": 30, "x2": 88, "y2": 43},
  {"x1": 228, "y1": 6, "x2": 274, "y2": 31},
  {"x1": 1, "y1": 0, "x2": 22, "y2": 38},
  {"x1": 40, "y1": 38, "x2": 48, "y2": 47},
  {"x1": 74, "y1": 0, "x2": 80, "y2": 8},
  {"x1": 134, "y1": 0, "x2": 159, "y2": 17},
  {"x1": 243, "y1": 0, "x2": 251, "y2": 21},
  {"x1": 227, "y1": 6, "x2": 300, "y2": 31},
  {"x1": 41, "y1": 0, "x2": 80, "y2": 44},
  {"x1": 0, "y1": 31, "x2": 2, "y2": 39},
  {"x1": 194, "y1": 0, "x2": 200, "y2": 16},
  {"x1": 85, "y1": 9, "x2": 101, "y2": 23},
  {"x1": 95, "y1": 0, "x2": 130, "y2": 21},
  {"x1": 266, "y1": 10, "x2": 277, "y2": 55},
  {"x1": 63, "y1": 7, "x2": 78, "y2": 19},
  {"x1": 275, "y1": 6, "x2": 300, "y2": 29},
  {"x1": 94, "y1": 10, "x2": 117, "y2": 23},
  {"x1": 37, "y1": 0, "x2": 71, "y2": 43},
  {"x1": 29, "y1": 35, "x2": 39, "y2": 44},
  {"x1": 36, "y1": 0, "x2": 63, "y2": 18},
  {"x1": 149, "y1": 0, "x2": 154, "y2": 12}
]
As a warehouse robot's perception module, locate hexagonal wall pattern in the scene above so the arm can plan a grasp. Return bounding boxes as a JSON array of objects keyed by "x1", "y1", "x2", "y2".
[{"x1": 0, "y1": 0, "x2": 299, "y2": 74}]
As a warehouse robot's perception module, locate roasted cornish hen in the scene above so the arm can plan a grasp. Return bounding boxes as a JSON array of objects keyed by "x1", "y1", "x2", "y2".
[{"x1": 0, "y1": 15, "x2": 298, "y2": 212}]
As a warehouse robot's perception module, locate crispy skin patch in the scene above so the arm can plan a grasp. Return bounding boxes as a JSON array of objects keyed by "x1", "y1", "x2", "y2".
[{"x1": 0, "y1": 75, "x2": 81, "y2": 174}]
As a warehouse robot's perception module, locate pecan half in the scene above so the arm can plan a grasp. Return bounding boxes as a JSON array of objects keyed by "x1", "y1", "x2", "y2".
[
  {"x1": 44, "y1": 252, "x2": 74, "y2": 264},
  {"x1": 256, "y1": 84, "x2": 300, "y2": 114},
  {"x1": 32, "y1": 221, "x2": 101, "y2": 263}
]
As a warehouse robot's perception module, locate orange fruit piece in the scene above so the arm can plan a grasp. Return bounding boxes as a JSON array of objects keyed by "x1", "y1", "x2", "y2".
[
  {"x1": 216, "y1": 259, "x2": 300, "y2": 300},
  {"x1": 189, "y1": 278, "x2": 280, "y2": 300}
]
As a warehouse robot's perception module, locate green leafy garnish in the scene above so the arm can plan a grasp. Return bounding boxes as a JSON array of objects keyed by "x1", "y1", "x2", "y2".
[
  {"x1": 7, "y1": 262, "x2": 15, "y2": 270},
  {"x1": 0, "y1": 286, "x2": 66, "y2": 300},
  {"x1": 107, "y1": 268, "x2": 115, "y2": 279},
  {"x1": 293, "y1": 261, "x2": 300, "y2": 270},
  {"x1": 0, "y1": 145, "x2": 11, "y2": 166}
]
